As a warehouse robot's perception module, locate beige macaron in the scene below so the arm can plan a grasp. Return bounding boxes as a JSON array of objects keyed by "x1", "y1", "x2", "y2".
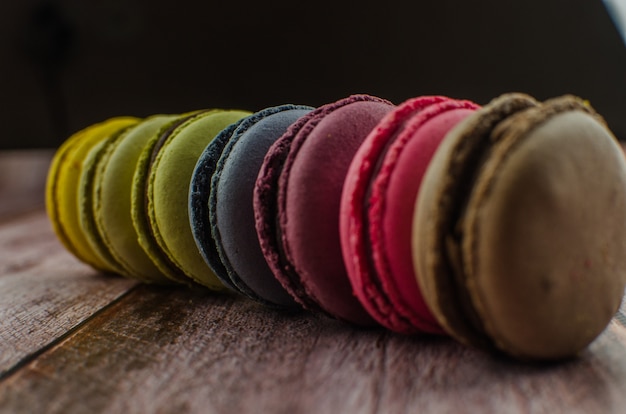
[{"x1": 413, "y1": 93, "x2": 626, "y2": 360}]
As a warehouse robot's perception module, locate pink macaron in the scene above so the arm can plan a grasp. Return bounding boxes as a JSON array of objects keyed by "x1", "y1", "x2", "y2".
[
  {"x1": 254, "y1": 94, "x2": 396, "y2": 325},
  {"x1": 340, "y1": 96, "x2": 480, "y2": 334}
]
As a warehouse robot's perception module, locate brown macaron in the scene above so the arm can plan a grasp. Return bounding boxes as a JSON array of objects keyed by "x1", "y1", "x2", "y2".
[{"x1": 413, "y1": 93, "x2": 626, "y2": 360}]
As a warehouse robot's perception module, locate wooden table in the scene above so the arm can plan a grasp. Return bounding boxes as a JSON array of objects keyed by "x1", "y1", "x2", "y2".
[{"x1": 1, "y1": 151, "x2": 626, "y2": 414}]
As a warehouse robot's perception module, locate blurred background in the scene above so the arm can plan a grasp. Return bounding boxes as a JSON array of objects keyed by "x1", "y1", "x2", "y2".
[{"x1": 1, "y1": 0, "x2": 625, "y2": 149}]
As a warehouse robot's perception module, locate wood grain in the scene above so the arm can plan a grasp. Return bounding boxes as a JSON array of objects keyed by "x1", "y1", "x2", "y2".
[
  {"x1": 0, "y1": 212, "x2": 137, "y2": 376},
  {"x1": 1, "y1": 282, "x2": 625, "y2": 414},
  {"x1": 1, "y1": 150, "x2": 626, "y2": 413},
  {"x1": 0, "y1": 150, "x2": 138, "y2": 377}
]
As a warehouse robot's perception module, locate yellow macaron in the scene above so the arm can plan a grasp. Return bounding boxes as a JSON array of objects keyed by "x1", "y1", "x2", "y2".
[{"x1": 46, "y1": 117, "x2": 140, "y2": 272}]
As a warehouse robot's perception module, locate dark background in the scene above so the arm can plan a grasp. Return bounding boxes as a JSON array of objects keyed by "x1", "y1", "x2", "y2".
[{"x1": 1, "y1": 0, "x2": 625, "y2": 149}]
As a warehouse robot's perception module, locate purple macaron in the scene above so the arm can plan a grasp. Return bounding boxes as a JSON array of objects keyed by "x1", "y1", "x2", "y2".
[{"x1": 254, "y1": 95, "x2": 396, "y2": 325}]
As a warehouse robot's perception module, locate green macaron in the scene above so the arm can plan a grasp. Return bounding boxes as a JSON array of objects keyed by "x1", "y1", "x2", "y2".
[
  {"x1": 132, "y1": 109, "x2": 251, "y2": 289},
  {"x1": 91, "y1": 115, "x2": 180, "y2": 283}
]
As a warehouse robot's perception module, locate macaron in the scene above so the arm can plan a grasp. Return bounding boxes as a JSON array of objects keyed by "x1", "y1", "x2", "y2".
[
  {"x1": 340, "y1": 96, "x2": 480, "y2": 334},
  {"x1": 131, "y1": 114, "x2": 198, "y2": 284},
  {"x1": 254, "y1": 94, "x2": 395, "y2": 324},
  {"x1": 78, "y1": 132, "x2": 128, "y2": 275},
  {"x1": 413, "y1": 93, "x2": 626, "y2": 360},
  {"x1": 46, "y1": 117, "x2": 140, "y2": 272},
  {"x1": 91, "y1": 115, "x2": 180, "y2": 283},
  {"x1": 131, "y1": 109, "x2": 251, "y2": 289},
  {"x1": 190, "y1": 104, "x2": 313, "y2": 308}
]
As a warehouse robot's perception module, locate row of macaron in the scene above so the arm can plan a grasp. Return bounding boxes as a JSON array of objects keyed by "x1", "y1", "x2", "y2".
[{"x1": 46, "y1": 93, "x2": 626, "y2": 361}]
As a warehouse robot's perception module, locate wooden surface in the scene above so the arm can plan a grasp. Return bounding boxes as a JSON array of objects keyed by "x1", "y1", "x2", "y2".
[{"x1": 1, "y1": 151, "x2": 626, "y2": 414}]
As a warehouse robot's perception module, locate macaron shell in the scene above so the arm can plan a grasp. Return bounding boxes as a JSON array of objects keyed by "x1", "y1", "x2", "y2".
[
  {"x1": 340, "y1": 97, "x2": 445, "y2": 332},
  {"x1": 78, "y1": 136, "x2": 126, "y2": 274},
  {"x1": 211, "y1": 106, "x2": 312, "y2": 307},
  {"x1": 413, "y1": 93, "x2": 539, "y2": 349},
  {"x1": 280, "y1": 98, "x2": 395, "y2": 324},
  {"x1": 190, "y1": 121, "x2": 244, "y2": 291},
  {"x1": 255, "y1": 110, "x2": 320, "y2": 309},
  {"x1": 149, "y1": 109, "x2": 251, "y2": 289},
  {"x1": 377, "y1": 105, "x2": 477, "y2": 332},
  {"x1": 131, "y1": 115, "x2": 195, "y2": 285},
  {"x1": 46, "y1": 117, "x2": 139, "y2": 271},
  {"x1": 464, "y1": 103, "x2": 626, "y2": 359},
  {"x1": 95, "y1": 115, "x2": 179, "y2": 283},
  {"x1": 343, "y1": 98, "x2": 478, "y2": 334}
]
